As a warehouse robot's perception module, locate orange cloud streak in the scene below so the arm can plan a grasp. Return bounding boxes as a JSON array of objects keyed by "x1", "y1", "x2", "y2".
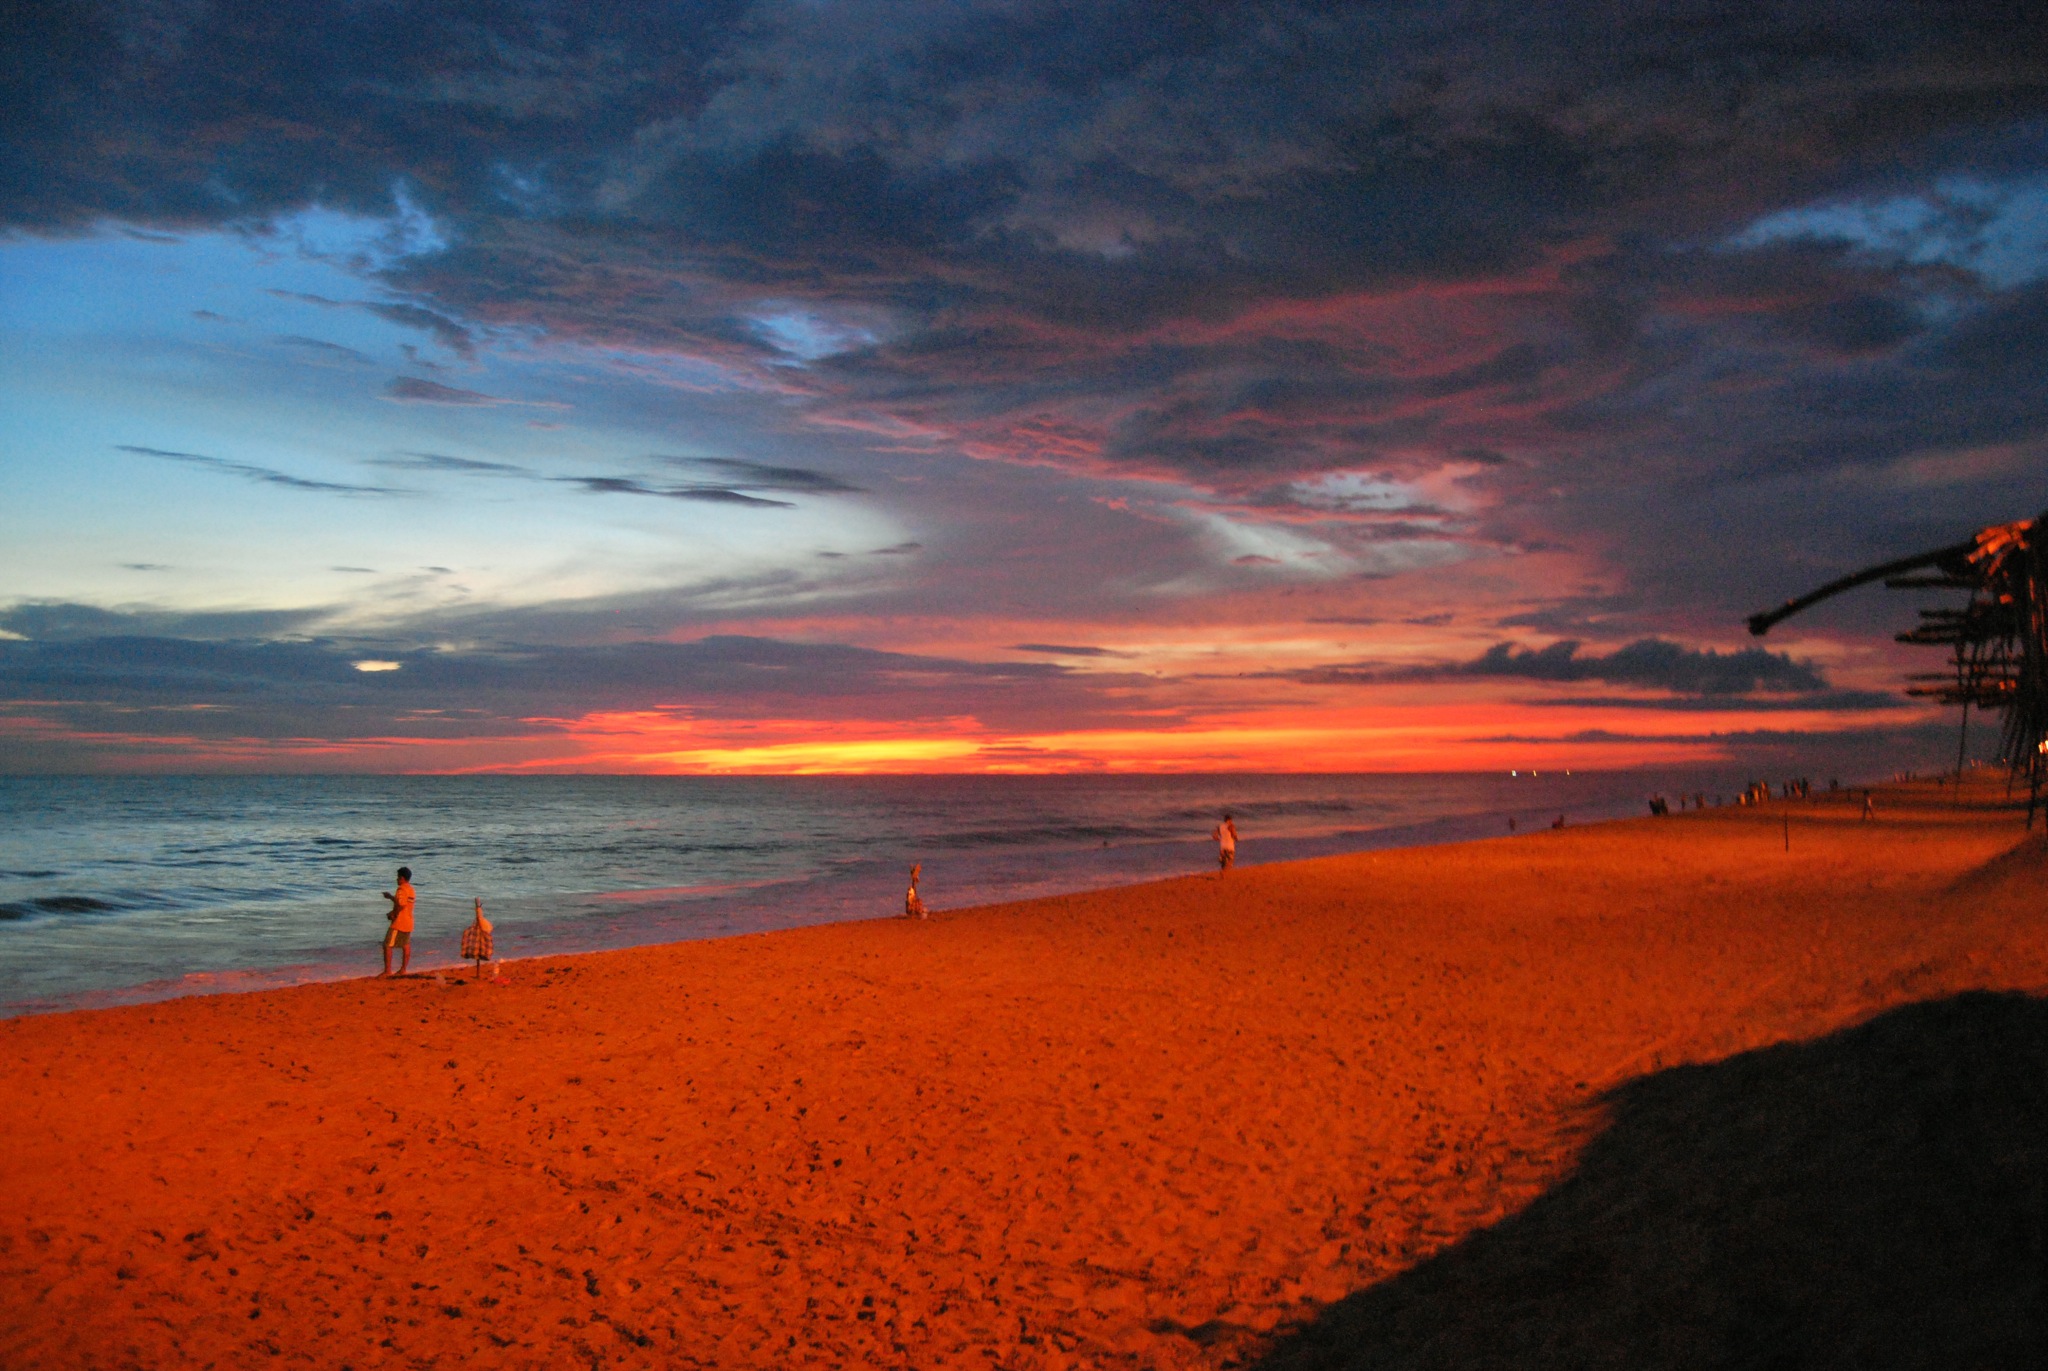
[
  {"x1": 478, "y1": 697, "x2": 1918, "y2": 775},
  {"x1": 4, "y1": 686, "x2": 1928, "y2": 775}
]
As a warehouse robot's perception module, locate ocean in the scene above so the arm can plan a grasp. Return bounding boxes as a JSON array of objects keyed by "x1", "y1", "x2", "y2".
[{"x1": 0, "y1": 769, "x2": 1745, "y2": 1014}]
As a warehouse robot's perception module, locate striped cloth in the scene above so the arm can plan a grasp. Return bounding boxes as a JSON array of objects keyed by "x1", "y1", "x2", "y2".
[{"x1": 460, "y1": 924, "x2": 494, "y2": 961}]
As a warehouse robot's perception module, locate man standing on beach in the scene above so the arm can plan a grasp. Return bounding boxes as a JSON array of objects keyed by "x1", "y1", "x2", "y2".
[
  {"x1": 1213, "y1": 814, "x2": 1238, "y2": 872},
  {"x1": 382, "y1": 866, "x2": 415, "y2": 977}
]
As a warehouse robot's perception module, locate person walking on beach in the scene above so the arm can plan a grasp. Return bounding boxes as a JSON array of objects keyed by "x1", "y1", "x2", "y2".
[
  {"x1": 381, "y1": 866, "x2": 415, "y2": 977},
  {"x1": 1213, "y1": 813, "x2": 1238, "y2": 872},
  {"x1": 904, "y1": 863, "x2": 928, "y2": 920},
  {"x1": 460, "y1": 898, "x2": 493, "y2": 979}
]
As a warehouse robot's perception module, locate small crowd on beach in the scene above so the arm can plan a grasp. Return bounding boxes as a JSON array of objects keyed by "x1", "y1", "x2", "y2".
[
  {"x1": 1644, "y1": 777, "x2": 1842, "y2": 816},
  {"x1": 898, "y1": 812, "x2": 1242, "y2": 923},
  {"x1": 386, "y1": 812, "x2": 1250, "y2": 966},
  {"x1": 1737, "y1": 777, "x2": 1820, "y2": 804}
]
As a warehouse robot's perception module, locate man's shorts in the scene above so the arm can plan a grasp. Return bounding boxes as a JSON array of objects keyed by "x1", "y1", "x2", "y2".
[{"x1": 384, "y1": 928, "x2": 412, "y2": 949}]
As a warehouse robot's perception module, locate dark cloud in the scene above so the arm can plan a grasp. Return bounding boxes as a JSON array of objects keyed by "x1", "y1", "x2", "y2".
[
  {"x1": 116, "y1": 444, "x2": 399, "y2": 495},
  {"x1": 8, "y1": 0, "x2": 2048, "y2": 676},
  {"x1": 4, "y1": 3, "x2": 739, "y2": 230},
  {"x1": 556, "y1": 476, "x2": 795, "y2": 508},
  {"x1": 0, "y1": 601, "x2": 329, "y2": 643},
  {"x1": 1455, "y1": 639, "x2": 1830, "y2": 696},
  {"x1": 364, "y1": 452, "x2": 855, "y2": 516},
  {"x1": 1774, "y1": 294, "x2": 1927, "y2": 357},
  {"x1": 16, "y1": 4, "x2": 2041, "y2": 303},
  {"x1": 362, "y1": 303, "x2": 476, "y2": 356},
  {"x1": 1012, "y1": 643, "x2": 1121, "y2": 657},
  {"x1": 1286, "y1": 637, "x2": 1838, "y2": 697},
  {"x1": 663, "y1": 456, "x2": 862, "y2": 494},
  {"x1": 1493, "y1": 594, "x2": 1648, "y2": 636},
  {"x1": 268, "y1": 290, "x2": 349, "y2": 308},
  {"x1": 267, "y1": 293, "x2": 474, "y2": 354},
  {"x1": 1526, "y1": 691, "x2": 1906, "y2": 713},
  {"x1": 0, "y1": 627, "x2": 1013, "y2": 700},
  {"x1": 275, "y1": 334, "x2": 373, "y2": 364},
  {"x1": 0, "y1": 621, "x2": 1157, "y2": 760},
  {"x1": 370, "y1": 451, "x2": 531, "y2": 475},
  {"x1": 382, "y1": 377, "x2": 506, "y2": 405},
  {"x1": 336, "y1": 0, "x2": 2046, "y2": 520}
]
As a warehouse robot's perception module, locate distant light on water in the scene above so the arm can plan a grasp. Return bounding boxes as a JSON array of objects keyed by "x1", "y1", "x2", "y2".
[{"x1": 351, "y1": 660, "x2": 402, "y2": 672}]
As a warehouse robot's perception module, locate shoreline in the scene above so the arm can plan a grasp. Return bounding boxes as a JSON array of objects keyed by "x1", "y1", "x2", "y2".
[
  {"x1": 3, "y1": 775, "x2": 2043, "y2": 1368},
  {"x1": 0, "y1": 779, "x2": 1683, "y2": 1019}
]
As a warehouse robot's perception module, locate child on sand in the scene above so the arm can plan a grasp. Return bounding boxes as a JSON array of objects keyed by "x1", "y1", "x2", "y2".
[
  {"x1": 460, "y1": 898, "x2": 494, "y2": 979},
  {"x1": 381, "y1": 867, "x2": 415, "y2": 977},
  {"x1": 905, "y1": 864, "x2": 927, "y2": 919},
  {"x1": 1213, "y1": 814, "x2": 1238, "y2": 872}
]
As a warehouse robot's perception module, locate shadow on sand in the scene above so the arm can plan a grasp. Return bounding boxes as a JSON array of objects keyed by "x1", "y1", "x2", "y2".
[{"x1": 1255, "y1": 991, "x2": 2047, "y2": 1370}]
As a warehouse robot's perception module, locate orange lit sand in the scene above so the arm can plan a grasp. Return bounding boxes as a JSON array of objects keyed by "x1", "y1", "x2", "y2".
[{"x1": 2, "y1": 777, "x2": 2043, "y2": 1368}]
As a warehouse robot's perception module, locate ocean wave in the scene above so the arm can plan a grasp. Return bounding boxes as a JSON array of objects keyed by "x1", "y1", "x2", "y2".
[
  {"x1": 1164, "y1": 798, "x2": 1362, "y2": 820},
  {"x1": 0, "y1": 885, "x2": 229, "y2": 923},
  {"x1": 921, "y1": 821, "x2": 1166, "y2": 849},
  {"x1": 0, "y1": 894, "x2": 125, "y2": 920}
]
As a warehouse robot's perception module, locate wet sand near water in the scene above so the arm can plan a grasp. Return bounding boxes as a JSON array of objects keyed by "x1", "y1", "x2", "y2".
[{"x1": 2, "y1": 775, "x2": 2044, "y2": 1368}]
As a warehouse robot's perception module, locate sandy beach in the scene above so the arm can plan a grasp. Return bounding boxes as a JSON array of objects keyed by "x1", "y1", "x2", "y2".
[{"x1": 3, "y1": 775, "x2": 2044, "y2": 1369}]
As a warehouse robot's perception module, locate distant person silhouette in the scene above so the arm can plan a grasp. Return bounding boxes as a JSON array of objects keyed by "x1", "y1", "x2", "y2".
[
  {"x1": 904, "y1": 863, "x2": 927, "y2": 920},
  {"x1": 381, "y1": 867, "x2": 415, "y2": 977}
]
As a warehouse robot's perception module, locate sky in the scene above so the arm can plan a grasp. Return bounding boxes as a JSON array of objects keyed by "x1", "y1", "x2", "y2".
[{"x1": 2, "y1": 0, "x2": 2045, "y2": 775}]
